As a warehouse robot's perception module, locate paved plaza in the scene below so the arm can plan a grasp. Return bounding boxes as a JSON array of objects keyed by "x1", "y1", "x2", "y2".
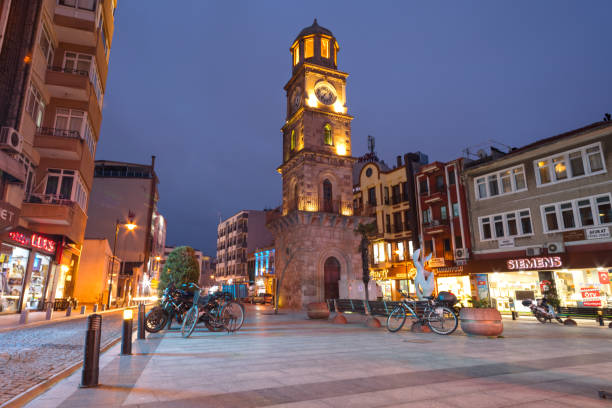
[{"x1": 24, "y1": 306, "x2": 612, "y2": 408}]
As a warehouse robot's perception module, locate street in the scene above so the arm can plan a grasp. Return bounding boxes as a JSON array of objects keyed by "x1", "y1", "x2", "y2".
[
  {"x1": 24, "y1": 305, "x2": 612, "y2": 408},
  {"x1": 0, "y1": 310, "x2": 126, "y2": 405}
]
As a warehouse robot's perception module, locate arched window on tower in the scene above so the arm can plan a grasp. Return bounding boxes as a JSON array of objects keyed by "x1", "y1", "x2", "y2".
[
  {"x1": 293, "y1": 184, "x2": 299, "y2": 210},
  {"x1": 290, "y1": 129, "x2": 296, "y2": 150},
  {"x1": 305, "y1": 37, "x2": 314, "y2": 58},
  {"x1": 293, "y1": 44, "x2": 300, "y2": 66},
  {"x1": 321, "y1": 38, "x2": 330, "y2": 59},
  {"x1": 324, "y1": 124, "x2": 333, "y2": 146},
  {"x1": 323, "y1": 179, "x2": 333, "y2": 213}
]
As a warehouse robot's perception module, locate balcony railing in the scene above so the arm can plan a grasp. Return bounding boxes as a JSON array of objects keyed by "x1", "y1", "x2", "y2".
[
  {"x1": 36, "y1": 127, "x2": 81, "y2": 139},
  {"x1": 25, "y1": 193, "x2": 74, "y2": 205},
  {"x1": 393, "y1": 224, "x2": 403, "y2": 233},
  {"x1": 48, "y1": 65, "x2": 89, "y2": 77},
  {"x1": 286, "y1": 196, "x2": 353, "y2": 215}
]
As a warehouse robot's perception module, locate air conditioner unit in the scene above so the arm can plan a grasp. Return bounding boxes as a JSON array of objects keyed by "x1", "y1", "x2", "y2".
[
  {"x1": 455, "y1": 248, "x2": 469, "y2": 259},
  {"x1": 0, "y1": 127, "x2": 23, "y2": 154},
  {"x1": 526, "y1": 247, "x2": 541, "y2": 256},
  {"x1": 547, "y1": 242, "x2": 565, "y2": 254}
]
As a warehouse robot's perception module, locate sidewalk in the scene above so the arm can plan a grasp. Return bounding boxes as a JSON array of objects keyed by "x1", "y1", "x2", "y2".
[{"x1": 24, "y1": 305, "x2": 612, "y2": 408}]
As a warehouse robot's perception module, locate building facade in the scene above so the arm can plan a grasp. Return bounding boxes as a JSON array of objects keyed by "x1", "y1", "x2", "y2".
[
  {"x1": 0, "y1": 0, "x2": 117, "y2": 314},
  {"x1": 267, "y1": 20, "x2": 373, "y2": 309},
  {"x1": 464, "y1": 122, "x2": 612, "y2": 312},
  {"x1": 215, "y1": 210, "x2": 274, "y2": 285},
  {"x1": 415, "y1": 159, "x2": 472, "y2": 306},
  {"x1": 84, "y1": 158, "x2": 164, "y2": 304},
  {"x1": 73, "y1": 237, "x2": 119, "y2": 305}
]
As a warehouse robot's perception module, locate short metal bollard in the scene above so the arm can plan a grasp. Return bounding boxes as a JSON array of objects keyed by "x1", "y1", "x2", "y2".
[
  {"x1": 598, "y1": 311, "x2": 604, "y2": 326},
  {"x1": 93, "y1": 304, "x2": 98, "y2": 313},
  {"x1": 80, "y1": 305, "x2": 86, "y2": 315},
  {"x1": 66, "y1": 305, "x2": 72, "y2": 317},
  {"x1": 80, "y1": 314, "x2": 102, "y2": 388},
  {"x1": 102, "y1": 304, "x2": 107, "y2": 311},
  {"x1": 46, "y1": 307, "x2": 53, "y2": 320},
  {"x1": 137, "y1": 304, "x2": 146, "y2": 340},
  {"x1": 121, "y1": 309, "x2": 133, "y2": 355},
  {"x1": 19, "y1": 310, "x2": 29, "y2": 324}
]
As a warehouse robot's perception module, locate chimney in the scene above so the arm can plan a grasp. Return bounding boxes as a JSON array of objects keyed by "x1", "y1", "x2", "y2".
[
  {"x1": 396, "y1": 156, "x2": 402, "y2": 167},
  {"x1": 151, "y1": 155, "x2": 156, "y2": 169}
]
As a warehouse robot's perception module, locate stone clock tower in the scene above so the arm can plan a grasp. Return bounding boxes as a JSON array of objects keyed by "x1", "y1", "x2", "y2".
[{"x1": 268, "y1": 20, "x2": 373, "y2": 310}]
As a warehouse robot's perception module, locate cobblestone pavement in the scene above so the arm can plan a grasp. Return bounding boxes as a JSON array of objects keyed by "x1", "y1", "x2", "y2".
[{"x1": 0, "y1": 310, "x2": 125, "y2": 405}]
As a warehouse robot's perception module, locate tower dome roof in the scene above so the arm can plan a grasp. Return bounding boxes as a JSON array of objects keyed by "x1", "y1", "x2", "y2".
[{"x1": 295, "y1": 19, "x2": 333, "y2": 41}]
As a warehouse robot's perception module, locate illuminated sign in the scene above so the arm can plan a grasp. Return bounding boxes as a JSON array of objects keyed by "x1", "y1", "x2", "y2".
[
  {"x1": 8, "y1": 231, "x2": 56, "y2": 253},
  {"x1": 506, "y1": 256, "x2": 562, "y2": 270}
]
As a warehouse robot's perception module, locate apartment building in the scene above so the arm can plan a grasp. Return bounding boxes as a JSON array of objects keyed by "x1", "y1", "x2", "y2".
[
  {"x1": 0, "y1": 0, "x2": 117, "y2": 314},
  {"x1": 352, "y1": 153, "x2": 427, "y2": 300},
  {"x1": 84, "y1": 159, "x2": 165, "y2": 303},
  {"x1": 464, "y1": 121, "x2": 612, "y2": 312},
  {"x1": 215, "y1": 210, "x2": 274, "y2": 285},
  {"x1": 415, "y1": 159, "x2": 472, "y2": 305}
]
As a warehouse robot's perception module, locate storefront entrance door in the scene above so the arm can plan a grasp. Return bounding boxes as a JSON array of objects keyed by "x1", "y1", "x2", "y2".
[{"x1": 324, "y1": 257, "x2": 340, "y2": 300}]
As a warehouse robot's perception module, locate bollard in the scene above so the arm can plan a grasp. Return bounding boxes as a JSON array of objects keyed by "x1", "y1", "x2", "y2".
[
  {"x1": 511, "y1": 311, "x2": 518, "y2": 320},
  {"x1": 66, "y1": 305, "x2": 72, "y2": 317},
  {"x1": 137, "y1": 304, "x2": 146, "y2": 340},
  {"x1": 19, "y1": 310, "x2": 29, "y2": 324},
  {"x1": 93, "y1": 304, "x2": 98, "y2": 313},
  {"x1": 598, "y1": 311, "x2": 604, "y2": 326},
  {"x1": 121, "y1": 309, "x2": 133, "y2": 355},
  {"x1": 80, "y1": 314, "x2": 102, "y2": 388},
  {"x1": 80, "y1": 305, "x2": 86, "y2": 315},
  {"x1": 46, "y1": 307, "x2": 53, "y2": 320},
  {"x1": 102, "y1": 304, "x2": 106, "y2": 311}
]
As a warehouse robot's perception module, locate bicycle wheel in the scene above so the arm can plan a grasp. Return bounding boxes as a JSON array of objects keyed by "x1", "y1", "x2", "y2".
[
  {"x1": 221, "y1": 301, "x2": 245, "y2": 332},
  {"x1": 144, "y1": 307, "x2": 168, "y2": 333},
  {"x1": 181, "y1": 306, "x2": 198, "y2": 338},
  {"x1": 387, "y1": 306, "x2": 407, "y2": 333},
  {"x1": 426, "y1": 306, "x2": 458, "y2": 335},
  {"x1": 535, "y1": 313, "x2": 547, "y2": 324}
]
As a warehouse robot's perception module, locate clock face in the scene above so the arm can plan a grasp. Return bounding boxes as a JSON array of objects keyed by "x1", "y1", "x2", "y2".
[
  {"x1": 314, "y1": 82, "x2": 337, "y2": 105},
  {"x1": 292, "y1": 88, "x2": 302, "y2": 111}
]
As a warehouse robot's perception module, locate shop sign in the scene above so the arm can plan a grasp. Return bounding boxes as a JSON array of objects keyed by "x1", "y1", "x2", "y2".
[
  {"x1": 429, "y1": 257, "x2": 445, "y2": 267},
  {"x1": 150, "y1": 279, "x2": 159, "y2": 289},
  {"x1": 586, "y1": 227, "x2": 610, "y2": 240},
  {"x1": 8, "y1": 231, "x2": 56, "y2": 253},
  {"x1": 0, "y1": 201, "x2": 19, "y2": 231},
  {"x1": 498, "y1": 238, "x2": 515, "y2": 248},
  {"x1": 599, "y1": 271, "x2": 610, "y2": 285},
  {"x1": 580, "y1": 288, "x2": 601, "y2": 307},
  {"x1": 370, "y1": 270, "x2": 388, "y2": 280},
  {"x1": 475, "y1": 273, "x2": 489, "y2": 299},
  {"x1": 563, "y1": 229, "x2": 585, "y2": 242},
  {"x1": 506, "y1": 256, "x2": 562, "y2": 270}
]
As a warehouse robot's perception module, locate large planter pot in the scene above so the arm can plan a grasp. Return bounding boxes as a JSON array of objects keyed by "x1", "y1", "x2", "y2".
[
  {"x1": 307, "y1": 302, "x2": 330, "y2": 319},
  {"x1": 460, "y1": 308, "x2": 503, "y2": 336}
]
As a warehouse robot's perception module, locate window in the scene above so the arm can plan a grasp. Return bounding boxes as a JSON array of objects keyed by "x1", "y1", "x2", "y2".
[
  {"x1": 425, "y1": 240, "x2": 433, "y2": 255},
  {"x1": 534, "y1": 143, "x2": 606, "y2": 186},
  {"x1": 373, "y1": 242, "x2": 385, "y2": 263},
  {"x1": 392, "y1": 184, "x2": 401, "y2": 204},
  {"x1": 323, "y1": 123, "x2": 332, "y2": 145},
  {"x1": 39, "y1": 24, "x2": 54, "y2": 66},
  {"x1": 422, "y1": 208, "x2": 432, "y2": 224},
  {"x1": 59, "y1": 0, "x2": 96, "y2": 11},
  {"x1": 541, "y1": 194, "x2": 612, "y2": 232},
  {"x1": 419, "y1": 179, "x2": 429, "y2": 195},
  {"x1": 54, "y1": 108, "x2": 83, "y2": 134},
  {"x1": 63, "y1": 52, "x2": 103, "y2": 104},
  {"x1": 435, "y1": 175, "x2": 444, "y2": 191},
  {"x1": 448, "y1": 169, "x2": 456, "y2": 185},
  {"x1": 474, "y1": 165, "x2": 527, "y2": 200},
  {"x1": 293, "y1": 44, "x2": 299, "y2": 65},
  {"x1": 402, "y1": 182, "x2": 409, "y2": 201},
  {"x1": 479, "y1": 209, "x2": 533, "y2": 241},
  {"x1": 443, "y1": 239, "x2": 451, "y2": 252},
  {"x1": 452, "y1": 202, "x2": 460, "y2": 218},
  {"x1": 385, "y1": 214, "x2": 391, "y2": 233},
  {"x1": 44, "y1": 169, "x2": 88, "y2": 210},
  {"x1": 304, "y1": 38, "x2": 314, "y2": 58},
  {"x1": 383, "y1": 187, "x2": 389, "y2": 204},
  {"x1": 290, "y1": 129, "x2": 296, "y2": 150},
  {"x1": 441, "y1": 206, "x2": 447, "y2": 220},
  {"x1": 455, "y1": 235, "x2": 463, "y2": 249},
  {"x1": 367, "y1": 187, "x2": 376, "y2": 206},
  {"x1": 321, "y1": 38, "x2": 329, "y2": 58},
  {"x1": 25, "y1": 82, "x2": 45, "y2": 127},
  {"x1": 397, "y1": 242, "x2": 405, "y2": 261}
]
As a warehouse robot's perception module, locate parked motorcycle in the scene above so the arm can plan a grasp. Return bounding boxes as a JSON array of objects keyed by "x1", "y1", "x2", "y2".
[
  {"x1": 144, "y1": 283, "x2": 195, "y2": 333},
  {"x1": 522, "y1": 297, "x2": 563, "y2": 324}
]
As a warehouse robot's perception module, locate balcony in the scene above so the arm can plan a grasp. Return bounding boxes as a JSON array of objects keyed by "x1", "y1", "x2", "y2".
[
  {"x1": 53, "y1": 4, "x2": 97, "y2": 47},
  {"x1": 34, "y1": 127, "x2": 85, "y2": 160},
  {"x1": 423, "y1": 186, "x2": 447, "y2": 204},
  {"x1": 393, "y1": 224, "x2": 403, "y2": 233},
  {"x1": 45, "y1": 66, "x2": 92, "y2": 102},
  {"x1": 285, "y1": 196, "x2": 353, "y2": 216},
  {"x1": 21, "y1": 196, "x2": 87, "y2": 243},
  {"x1": 423, "y1": 219, "x2": 450, "y2": 235},
  {"x1": 391, "y1": 195, "x2": 402, "y2": 205}
]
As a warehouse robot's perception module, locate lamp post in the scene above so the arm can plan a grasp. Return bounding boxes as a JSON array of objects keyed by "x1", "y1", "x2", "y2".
[{"x1": 107, "y1": 218, "x2": 137, "y2": 309}]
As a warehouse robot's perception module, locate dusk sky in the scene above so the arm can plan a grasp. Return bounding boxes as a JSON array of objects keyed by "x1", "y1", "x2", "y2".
[{"x1": 98, "y1": 1, "x2": 612, "y2": 256}]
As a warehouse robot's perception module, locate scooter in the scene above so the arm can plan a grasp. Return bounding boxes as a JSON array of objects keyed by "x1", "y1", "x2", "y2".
[{"x1": 521, "y1": 297, "x2": 563, "y2": 324}]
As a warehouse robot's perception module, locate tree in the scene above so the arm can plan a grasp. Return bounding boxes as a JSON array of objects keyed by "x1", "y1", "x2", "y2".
[
  {"x1": 356, "y1": 222, "x2": 377, "y2": 312},
  {"x1": 159, "y1": 246, "x2": 200, "y2": 293}
]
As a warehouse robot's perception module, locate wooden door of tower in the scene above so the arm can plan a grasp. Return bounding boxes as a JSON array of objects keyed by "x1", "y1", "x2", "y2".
[{"x1": 324, "y1": 257, "x2": 340, "y2": 300}]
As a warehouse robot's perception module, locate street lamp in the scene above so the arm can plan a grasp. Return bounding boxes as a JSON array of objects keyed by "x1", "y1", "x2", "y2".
[{"x1": 107, "y1": 217, "x2": 137, "y2": 309}]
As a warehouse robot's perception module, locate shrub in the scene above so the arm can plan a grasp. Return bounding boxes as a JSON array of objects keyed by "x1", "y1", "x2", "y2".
[{"x1": 159, "y1": 246, "x2": 200, "y2": 293}]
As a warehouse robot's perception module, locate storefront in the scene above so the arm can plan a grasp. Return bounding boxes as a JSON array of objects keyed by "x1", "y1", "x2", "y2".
[
  {"x1": 467, "y1": 247, "x2": 612, "y2": 312},
  {"x1": 369, "y1": 263, "x2": 416, "y2": 301},
  {"x1": 0, "y1": 229, "x2": 59, "y2": 314},
  {"x1": 254, "y1": 248, "x2": 275, "y2": 295},
  {"x1": 434, "y1": 266, "x2": 472, "y2": 307}
]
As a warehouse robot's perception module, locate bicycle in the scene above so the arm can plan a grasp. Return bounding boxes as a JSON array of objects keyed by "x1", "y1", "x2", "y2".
[
  {"x1": 386, "y1": 292, "x2": 458, "y2": 335},
  {"x1": 181, "y1": 288, "x2": 245, "y2": 338}
]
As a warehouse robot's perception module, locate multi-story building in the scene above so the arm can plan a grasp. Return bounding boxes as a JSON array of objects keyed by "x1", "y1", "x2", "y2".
[
  {"x1": 464, "y1": 121, "x2": 612, "y2": 312},
  {"x1": 352, "y1": 153, "x2": 427, "y2": 300},
  {"x1": 216, "y1": 210, "x2": 273, "y2": 285},
  {"x1": 415, "y1": 159, "x2": 472, "y2": 305},
  {"x1": 84, "y1": 158, "x2": 164, "y2": 304},
  {"x1": 0, "y1": 0, "x2": 117, "y2": 314}
]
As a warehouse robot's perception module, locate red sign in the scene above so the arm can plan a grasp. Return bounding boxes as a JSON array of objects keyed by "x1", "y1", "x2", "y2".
[
  {"x1": 8, "y1": 231, "x2": 56, "y2": 254},
  {"x1": 507, "y1": 256, "x2": 562, "y2": 270},
  {"x1": 580, "y1": 288, "x2": 601, "y2": 307},
  {"x1": 599, "y1": 271, "x2": 610, "y2": 285},
  {"x1": 540, "y1": 280, "x2": 552, "y2": 292}
]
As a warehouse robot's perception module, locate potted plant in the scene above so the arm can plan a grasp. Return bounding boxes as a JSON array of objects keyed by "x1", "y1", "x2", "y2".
[{"x1": 460, "y1": 297, "x2": 503, "y2": 336}]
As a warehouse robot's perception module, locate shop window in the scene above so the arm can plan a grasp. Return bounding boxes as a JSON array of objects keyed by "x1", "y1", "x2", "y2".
[
  {"x1": 323, "y1": 123, "x2": 333, "y2": 145},
  {"x1": 0, "y1": 245, "x2": 30, "y2": 314},
  {"x1": 304, "y1": 37, "x2": 314, "y2": 58},
  {"x1": 321, "y1": 38, "x2": 329, "y2": 58},
  {"x1": 534, "y1": 142, "x2": 606, "y2": 186}
]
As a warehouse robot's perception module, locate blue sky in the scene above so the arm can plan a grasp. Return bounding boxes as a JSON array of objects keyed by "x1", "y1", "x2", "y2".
[{"x1": 98, "y1": 1, "x2": 612, "y2": 255}]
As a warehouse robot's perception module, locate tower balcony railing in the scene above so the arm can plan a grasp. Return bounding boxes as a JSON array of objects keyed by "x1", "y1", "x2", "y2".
[
  {"x1": 36, "y1": 127, "x2": 81, "y2": 139},
  {"x1": 285, "y1": 196, "x2": 353, "y2": 216}
]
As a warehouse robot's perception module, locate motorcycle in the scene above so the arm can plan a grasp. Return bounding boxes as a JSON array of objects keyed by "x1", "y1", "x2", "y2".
[
  {"x1": 521, "y1": 297, "x2": 563, "y2": 324},
  {"x1": 144, "y1": 283, "x2": 195, "y2": 333}
]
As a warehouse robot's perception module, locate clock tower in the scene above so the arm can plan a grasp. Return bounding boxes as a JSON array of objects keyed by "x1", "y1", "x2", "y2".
[{"x1": 268, "y1": 20, "x2": 373, "y2": 310}]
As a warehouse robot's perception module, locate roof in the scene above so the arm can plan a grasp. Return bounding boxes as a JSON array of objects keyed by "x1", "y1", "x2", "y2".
[{"x1": 295, "y1": 19, "x2": 333, "y2": 42}]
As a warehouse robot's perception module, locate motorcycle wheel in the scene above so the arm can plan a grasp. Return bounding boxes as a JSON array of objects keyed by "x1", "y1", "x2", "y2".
[
  {"x1": 535, "y1": 313, "x2": 548, "y2": 324},
  {"x1": 555, "y1": 316, "x2": 564, "y2": 324},
  {"x1": 145, "y1": 307, "x2": 168, "y2": 333}
]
